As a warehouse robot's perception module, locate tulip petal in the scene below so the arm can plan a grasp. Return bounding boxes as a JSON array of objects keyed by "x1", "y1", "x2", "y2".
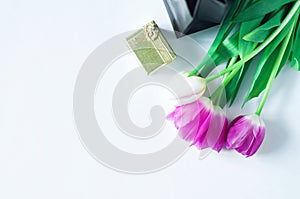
[
  {"x1": 246, "y1": 126, "x2": 265, "y2": 157},
  {"x1": 166, "y1": 108, "x2": 177, "y2": 121},
  {"x1": 212, "y1": 116, "x2": 228, "y2": 152},
  {"x1": 196, "y1": 107, "x2": 228, "y2": 152},
  {"x1": 178, "y1": 114, "x2": 200, "y2": 141},
  {"x1": 235, "y1": 135, "x2": 255, "y2": 156},
  {"x1": 226, "y1": 114, "x2": 266, "y2": 157},
  {"x1": 167, "y1": 96, "x2": 229, "y2": 153},
  {"x1": 168, "y1": 72, "x2": 206, "y2": 105},
  {"x1": 226, "y1": 125, "x2": 250, "y2": 149},
  {"x1": 173, "y1": 100, "x2": 204, "y2": 128},
  {"x1": 192, "y1": 109, "x2": 212, "y2": 148}
]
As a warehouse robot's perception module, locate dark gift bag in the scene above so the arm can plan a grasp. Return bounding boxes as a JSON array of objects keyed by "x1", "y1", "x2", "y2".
[{"x1": 164, "y1": 0, "x2": 230, "y2": 37}]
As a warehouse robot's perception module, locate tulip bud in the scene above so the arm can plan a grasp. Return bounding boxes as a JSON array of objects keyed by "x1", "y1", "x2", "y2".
[
  {"x1": 168, "y1": 71, "x2": 206, "y2": 105},
  {"x1": 167, "y1": 97, "x2": 228, "y2": 152},
  {"x1": 193, "y1": 105, "x2": 228, "y2": 152},
  {"x1": 226, "y1": 114, "x2": 265, "y2": 157}
]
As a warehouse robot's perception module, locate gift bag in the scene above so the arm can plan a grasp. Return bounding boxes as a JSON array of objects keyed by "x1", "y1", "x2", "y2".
[{"x1": 164, "y1": 0, "x2": 230, "y2": 37}]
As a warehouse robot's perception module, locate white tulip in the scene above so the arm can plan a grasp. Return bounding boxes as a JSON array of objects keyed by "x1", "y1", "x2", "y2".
[{"x1": 168, "y1": 71, "x2": 206, "y2": 105}]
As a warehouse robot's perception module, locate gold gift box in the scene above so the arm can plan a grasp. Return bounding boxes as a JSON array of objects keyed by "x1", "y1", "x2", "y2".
[{"x1": 126, "y1": 21, "x2": 176, "y2": 74}]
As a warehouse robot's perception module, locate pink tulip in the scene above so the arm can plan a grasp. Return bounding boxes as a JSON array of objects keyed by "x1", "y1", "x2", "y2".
[
  {"x1": 193, "y1": 105, "x2": 228, "y2": 152},
  {"x1": 226, "y1": 114, "x2": 265, "y2": 157},
  {"x1": 167, "y1": 97, "x2": 228, "y2": 152}
]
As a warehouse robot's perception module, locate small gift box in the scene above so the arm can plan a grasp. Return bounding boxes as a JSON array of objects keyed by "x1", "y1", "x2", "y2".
[
  {"x1": 164, "y1": 0, "x2": 229, "y2": 37},
  {"x1": 126, "y1": 21, "x2": 176, "y2": 74}
]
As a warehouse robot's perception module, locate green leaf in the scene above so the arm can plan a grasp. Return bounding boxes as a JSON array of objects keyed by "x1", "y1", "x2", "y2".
[
  {"x1": 194, "y1": 0, "x2": 242, "y2": 77},
  {"x1": 254, "y1": 14, "x2": 295, "y2": 62},
  {"x1": 225, "y1": 61, "x2": 251, "y2": 106},
  {"x1": 239, "y1": 17, "x2": 264, "y2": 57},
  {"x1": 199, "y1": 30, "x2": 240, "y2": 76},
  {"x1": 244, "y1": 44, "x2": 281, "y2": 104},
  {"x1": 244, "y1": 13, "x2": 298, "y2": 104},
  {"x1": 221, "y1": 31, "x2": 240, "y2": 56},
  {"x1": 208, "y1": 0, "x2": 241, "y2": 54},
  {"x1": 224, "y1": 17, "x2": 264, "y2": 106},
  {"x1": 225, "y1": 16, "x2": 265, "y2": 106},
  {"x1": 243, "y1": 6, "x2": 289, "y2": 42},
  {"x1": 232, "y1": 0, "x2": 296, "y2": 22},
  {"x1": 276, "y1": 22, "x2": 296, "y2": 75},
  {"x1": 290, "y1": 16, "x2": 300, "y2": 70},
  {"x1": 212, "y1": 31, "x2": 240, "y2": 65},
  {"x1": 243, "y1": 20, "x2": 295, "y2": 104},
  {"x1": 291, "y1": 57, "x2": 300, "y2": 70}
]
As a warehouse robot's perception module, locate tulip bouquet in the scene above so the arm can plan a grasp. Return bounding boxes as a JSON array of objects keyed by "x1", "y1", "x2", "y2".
[{"x1": 167, "y1": 0, "x2": 300, "y2": 157}]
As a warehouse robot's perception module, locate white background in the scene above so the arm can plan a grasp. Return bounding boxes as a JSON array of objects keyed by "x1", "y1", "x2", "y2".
[{"x1": 1, "y1": 0, "x2": 300, "y2": 198}]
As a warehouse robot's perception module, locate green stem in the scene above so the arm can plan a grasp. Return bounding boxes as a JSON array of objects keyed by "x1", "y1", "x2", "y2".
[
  {"x1": 255, "y1": 18, "x2": 296, "y2": 115},
  {"x1": 189, "y1": 23, "x2": 237, "y2": 76},
  {"x1": 222, "y1": 56, "x2": 238, "y2": 82},
  {"x1": 209, "y1": 56, "x2": 238, "y2": 103},
  {"x1": 205, "y1": 0, "x2": 300, "y2": 83},
  {"x1": 210, "y1": 86, "x2": 224, "y2": 105},
  {"x1": 222, "y1": 66, "x2": 242, "y2": 87},
  {"x1": 208, "y1": 62, "x2": 244, "y2": 106},
  {"x1": 205, "y1": 64, "x2": 236, "y2": 83}
]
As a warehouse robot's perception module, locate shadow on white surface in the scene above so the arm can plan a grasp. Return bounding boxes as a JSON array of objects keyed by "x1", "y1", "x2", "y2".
[
  {"x1": 259, "y1": 119, "x2": 288, "y2": 155},
  {"x1": 258, "y1": 67, "x2": 298, "y2": 155}
]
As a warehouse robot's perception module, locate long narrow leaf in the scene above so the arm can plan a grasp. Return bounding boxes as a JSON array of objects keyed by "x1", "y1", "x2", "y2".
[
  {"x1": 225, "y1": 16, "x2": 264, "y2": 106},
  {"x1": 226, "y1": 61, "x2": 251, "y2": 106},
  {"x1": 277, "y1": 23, "x2": 296, "y2": 75},
  {"x1": 291, "y1": 16, "x2": 300, "y2": 70},
  {"x1": 243, "y1": 6, "x2": 289, "y2": 42},
  {"x1": 244, "y1": 44, "x2": 281, "y2": 104},
  {"x1": 200, "y1": 30, "x2": 240, "y2": 76},
  {"x1": 233, "y1": 0, "x2": 296, "y2": 22},
  {"x1": 239, "y1": 17, "x2": 264, "y2": 57},
  {"x1": 244, "y1": 14, "x2": 297, "y2": 104},
  {"x1": 193, "y1": 0, "x2": 243, "y2": 76},
  {"x1": 208, "y1": 0, "x2": 243, "y2": 54}
]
